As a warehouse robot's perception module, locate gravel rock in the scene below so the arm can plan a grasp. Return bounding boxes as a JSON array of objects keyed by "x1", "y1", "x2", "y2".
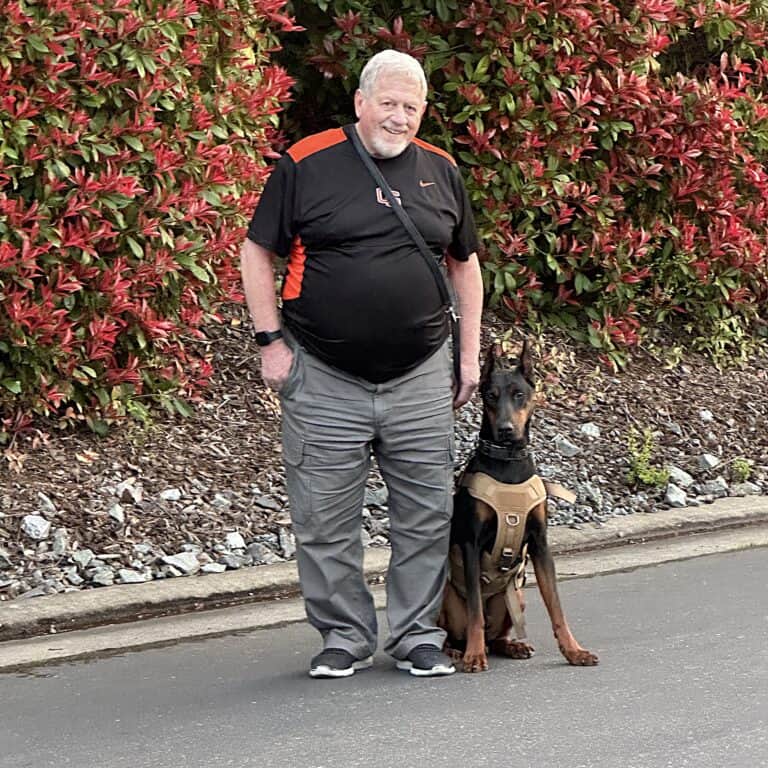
[
  {"x1": 22, "y1": 515, "x2": 51, "y2": 540},
  {"x1": 212, "y1": 494, "x2": 232, "y2": 508},
  {"x1": 698, "y1": 477, "x2": 729, "y2": 498},
  {"x1": 225, "y1": 532, "x2": 247, "y2": 550},
  {"x1": 89, "y1": 567, "x2": 115, "y2": 587},
  {"x1": 254, "y1": 495, "x2": 282, "y2": 511},
  {"x1": 247, "y1": 542, "x2": 283, "y2": 565},
  {"x1": 162, "y1": 552, "x2": 200, "y2": 575},
  {"x1": 665, "y1": 483, "x2": 687, "y2": 508},
  {"x1": 218, "y1": 553, "x2": 250, "y2": 570},
  {"x1": 278, "y1": 528, "x2": 296, "y2": 559},
  {"x1": 52, "y1": 528, "x2": 69, "y2": 557},
  {"x1": 364, "y1": 487, "x2": 389, "y2": 507},
  {"x1": 201, "y1": 563, "x2": 227, "y2": 574},
  {"x1": 555, "y1": 436, "x2": 581, "y2": 458},
  {"x1": 668, "y1": 465, "x2": 695, "y2": 489},
  {"x1": 699, "y1": 453, "x2": 720, "y2": 471},
  {"x1": 730, "y1": 481, "x2": 762, "y2": 496},
  {"x1": 118, "y1": 568, "x2": 151, "y2": 584},
  {"x1": 64, "y1": 566, "x2": 84, "y2": 586},
  {"x1": 72, "y1": 549, "x2": 95, "y2": 568}
]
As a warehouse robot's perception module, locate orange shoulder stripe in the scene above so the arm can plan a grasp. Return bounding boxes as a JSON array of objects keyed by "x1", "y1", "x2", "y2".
[
  {"x1": 412, "y1": 137, "x2": 457, "y2": 166},
  {"x1": 287, "y1": 128, "x2": 347, "y2": 164}
]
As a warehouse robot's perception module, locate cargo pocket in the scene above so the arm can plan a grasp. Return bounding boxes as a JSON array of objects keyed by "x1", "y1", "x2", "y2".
[{"x1": 282, "y1": 420, "x2": 312, "y2": 528}]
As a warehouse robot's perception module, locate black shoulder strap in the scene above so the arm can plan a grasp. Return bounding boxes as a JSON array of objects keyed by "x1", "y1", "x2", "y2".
[{"x1": 343, "y1": 123, "x2": 462, "y2": 387}]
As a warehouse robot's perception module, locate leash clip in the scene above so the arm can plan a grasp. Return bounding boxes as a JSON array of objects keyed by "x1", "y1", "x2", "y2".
[{"x1": 447, "y1": 305, "x2": 461, "y2": 322}]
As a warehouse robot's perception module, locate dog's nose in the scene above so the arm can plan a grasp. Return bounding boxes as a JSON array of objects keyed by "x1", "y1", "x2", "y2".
[{"x1": 497, "y1": 427, "x2": 516, "y2": 442}]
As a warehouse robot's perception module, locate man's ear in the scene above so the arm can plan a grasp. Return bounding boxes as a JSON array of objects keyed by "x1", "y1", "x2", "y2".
[{"x1": 353, "y1": 89, "x2": 363, "y2": 118}]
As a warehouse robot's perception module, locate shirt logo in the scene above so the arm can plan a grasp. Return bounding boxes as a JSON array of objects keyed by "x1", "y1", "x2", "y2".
[
  {"x1": 376, "y1": 187, "x2": 402, "y2": 207},
  {"x1": 419, "y1": 180, "x2": 436, "y2": 187}
]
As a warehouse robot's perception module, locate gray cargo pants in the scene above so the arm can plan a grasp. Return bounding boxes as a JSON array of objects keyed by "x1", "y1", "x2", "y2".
[{"x1": 278, "y1": 339, "x2": 454, "y2": 660}]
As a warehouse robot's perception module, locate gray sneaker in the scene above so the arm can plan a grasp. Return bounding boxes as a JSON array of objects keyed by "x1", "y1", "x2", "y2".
[
  {"x1": 396, "y1": 644, "x2": 456, "y2": 677},
  {"x1": 309, "y1": 648, "x2": 374, "y2": 678}
]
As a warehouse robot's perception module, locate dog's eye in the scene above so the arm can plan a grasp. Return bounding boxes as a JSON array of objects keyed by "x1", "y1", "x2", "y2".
[
  {"x1": 485, "y1": 390, "x2": 499, "y2": 402},
  {"x1": 513, "y1": 391, "x2": 526, "y2": 403}
]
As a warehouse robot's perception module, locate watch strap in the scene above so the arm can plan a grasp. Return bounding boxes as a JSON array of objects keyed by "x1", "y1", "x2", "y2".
[{"x1": 254, "y1": 329, "x2": 284, "y2": 347}]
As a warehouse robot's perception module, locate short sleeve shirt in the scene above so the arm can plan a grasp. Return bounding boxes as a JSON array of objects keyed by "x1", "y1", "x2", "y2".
[{"x1": 247, "y1": 126, "x2": 479, "y2": 382}]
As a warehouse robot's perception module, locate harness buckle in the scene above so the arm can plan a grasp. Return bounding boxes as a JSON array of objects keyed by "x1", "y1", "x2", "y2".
[
  {"x1": 499, "y1": 547, "x2": 516, "y2": 572},
  {"x1": 505, "y1": 513, "x2": 520, "y2": 527}
]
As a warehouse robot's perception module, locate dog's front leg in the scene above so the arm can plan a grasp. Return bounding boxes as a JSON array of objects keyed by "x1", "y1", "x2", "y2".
[
  {"x1": 461, "y1": 538, "x2": 489, "y2": 672},
  {"x1": 529, "y1": 507, "x2": 599, "y2": 666}
]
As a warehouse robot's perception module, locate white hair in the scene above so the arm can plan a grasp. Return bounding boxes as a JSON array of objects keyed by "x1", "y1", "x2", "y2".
[{"x1": 358, "y1": 50, "x2": 427, "y2": 100}]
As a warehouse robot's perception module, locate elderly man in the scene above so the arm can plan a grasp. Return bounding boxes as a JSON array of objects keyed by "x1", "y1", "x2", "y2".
[{"x1": 241, "y1": 50, "x2": 483, "y2": 678}]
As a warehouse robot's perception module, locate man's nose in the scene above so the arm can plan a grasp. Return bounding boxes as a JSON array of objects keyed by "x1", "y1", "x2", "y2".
[{"x1": 390, "y1": 105, "x2": 408, "y2": 124}]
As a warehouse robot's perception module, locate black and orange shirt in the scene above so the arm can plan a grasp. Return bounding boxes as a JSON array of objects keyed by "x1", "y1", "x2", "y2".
[{"x1": 246, "y1": 126, "x2": 479, "y2": 383}]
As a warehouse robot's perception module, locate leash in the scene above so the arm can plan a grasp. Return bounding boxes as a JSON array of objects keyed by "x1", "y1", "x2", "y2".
[{"x1": 343, "y1": 123, "x2": 462, "y2": 391}]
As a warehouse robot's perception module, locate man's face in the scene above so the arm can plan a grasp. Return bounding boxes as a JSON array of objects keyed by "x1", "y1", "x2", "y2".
[{"x1": 354, "y1": 71, "x2": 426, "y2": 159}]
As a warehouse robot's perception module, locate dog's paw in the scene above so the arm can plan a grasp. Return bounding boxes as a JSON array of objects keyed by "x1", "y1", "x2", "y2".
[
  {"x1": 562, "y1": 646, "x2": 599, "y2": 666},
  {"x1": 443, "y1": 644, "x2": 464, "y2": 663},
  {"x1": 461, "y1": 650, "x2": 489, "y2": 673},
  {"x1": 491, "y1": 639, "x2": 535, "y2": 659}
]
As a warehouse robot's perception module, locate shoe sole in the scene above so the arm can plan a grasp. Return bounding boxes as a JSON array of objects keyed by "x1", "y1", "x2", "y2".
[
  {"x1": 309, "y1": 656, "x2": 373, "y2": 679},
  {"x1": 395, "y1": 660, "x2": 456, "y2": 677}
]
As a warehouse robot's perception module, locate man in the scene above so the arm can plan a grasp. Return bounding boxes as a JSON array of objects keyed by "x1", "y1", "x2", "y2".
[{"x1": 241, "y1": 50, "x2": 483, "y2": 678}]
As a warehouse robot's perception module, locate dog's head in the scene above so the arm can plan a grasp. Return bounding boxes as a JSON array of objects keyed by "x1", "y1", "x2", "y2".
[{"x1": 479, "y1": 340, "x2": 536, "y2": 446}]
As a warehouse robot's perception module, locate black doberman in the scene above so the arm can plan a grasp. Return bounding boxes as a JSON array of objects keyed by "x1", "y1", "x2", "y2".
[{"x1": 439, "y1": 341, "x2": 599, "y2": 672}]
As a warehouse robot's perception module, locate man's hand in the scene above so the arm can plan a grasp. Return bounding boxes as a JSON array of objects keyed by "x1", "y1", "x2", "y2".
[
  {"x1": 453, "y1": 360, "x2": 480, "y2": 409},
  {"x1": 260, "y1": 340, "x2": 294, "y2": 391}
]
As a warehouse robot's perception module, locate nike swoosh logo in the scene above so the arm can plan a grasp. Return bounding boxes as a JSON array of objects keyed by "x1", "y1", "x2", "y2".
[{"x1": 419, "y1": 180, "x2": 436, "y2": 187}]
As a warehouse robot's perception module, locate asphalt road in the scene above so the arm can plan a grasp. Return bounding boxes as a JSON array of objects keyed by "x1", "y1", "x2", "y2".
[{"x1": 2, "y1": 547, "x2": 767, "y2": 768}]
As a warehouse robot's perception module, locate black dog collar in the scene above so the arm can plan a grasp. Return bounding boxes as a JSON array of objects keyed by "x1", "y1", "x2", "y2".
[{"x1": 477, "y1": 439, "x2": 532, "y2": 461}]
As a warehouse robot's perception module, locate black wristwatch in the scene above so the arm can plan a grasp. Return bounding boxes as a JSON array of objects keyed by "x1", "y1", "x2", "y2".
[{"x1": 254, "y1": 329, "x2": 284, "y2": 347}]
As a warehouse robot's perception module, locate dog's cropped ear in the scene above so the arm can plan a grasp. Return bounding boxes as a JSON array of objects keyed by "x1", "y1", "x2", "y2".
[
  {"x1": 481, "y1": 343, "x2": 503, "y2": 382},
  {"x1": 519, "y1": 339, "x2": 534, "y2": 385}
]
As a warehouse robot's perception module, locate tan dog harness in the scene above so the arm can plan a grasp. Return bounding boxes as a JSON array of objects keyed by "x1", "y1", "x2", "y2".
[{"x1": 449, "y1": 472, "x2": 576, "y2": 640}]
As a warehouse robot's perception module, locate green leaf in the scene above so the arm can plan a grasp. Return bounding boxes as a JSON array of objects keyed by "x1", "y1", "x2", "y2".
[
  {"x1": 575, "y1": 272, "x2": 591, "y2": 295},
  {"x1": 126, "y1": 236, "x2": 144, "y2": 259},
  {"x1": 172, "y1": 397, "x2": 194, "y2": 417},
  {"x1": 27, "y1": 35, "x2": 50, "y2": 53},
  {"x1": 86, "y1": 417, "x2": 110, "y2": 437},
  {"x1": 1, "y1": 379, "x2": 22, "y2": 394},
  {"x1": 123, "y1": 135, "x2": 144, "y2": 151},
  {"x1": 187, "y1": 263, "x2": 211, "y2": 283}
]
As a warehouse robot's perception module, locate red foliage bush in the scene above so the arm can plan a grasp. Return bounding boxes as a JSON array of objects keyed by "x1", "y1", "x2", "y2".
[
  {"x1": 284, "y1": 0, "x2": 768, "y2": 366},
  {"x1": 0, "y1": 0, "x2": 297, "y2": 438}
]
